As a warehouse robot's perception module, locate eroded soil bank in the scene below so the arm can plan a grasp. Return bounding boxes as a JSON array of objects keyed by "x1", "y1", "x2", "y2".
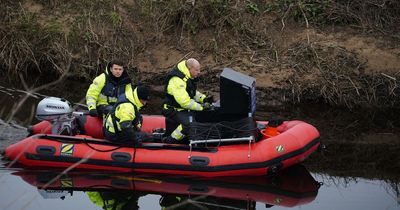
[{"x1": 1, "y1": 0, "x2": 400, "y2": 109}]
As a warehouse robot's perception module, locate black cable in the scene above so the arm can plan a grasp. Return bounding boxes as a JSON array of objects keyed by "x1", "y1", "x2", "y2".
[
  {"x1": 83, "y1": 140, "x2": 124, "y2": 152},
  {"x1": 132, "y1": 142, "x2": 137, "y2": 172},
  {"x1": 190, "y1": 120, "x2": 257, "y2": 136},
  {"x1": 188, "y1": 118, "x2": 258, "y2": 145},
  {"x1": 191, "y1": 119, "x2": 257, "y2": 133}
]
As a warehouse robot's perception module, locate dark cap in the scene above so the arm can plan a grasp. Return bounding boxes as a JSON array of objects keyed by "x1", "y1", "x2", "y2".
[{"x1": 136, "y1": 86, "x2": 150, "y2": 101}]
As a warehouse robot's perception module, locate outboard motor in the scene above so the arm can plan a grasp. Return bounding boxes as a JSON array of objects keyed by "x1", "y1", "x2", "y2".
[{"x1": 36, "y1": 97, "x2": 76, "y2": 135}]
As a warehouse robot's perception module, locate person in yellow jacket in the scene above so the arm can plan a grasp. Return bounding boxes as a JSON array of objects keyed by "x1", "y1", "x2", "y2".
[
  {"x1": 86, "y1": 60, "x2": 132, "y2": 118},
  {"x1": 159, "y1": 194, "x2": 256, "y2": 210},
  {"x1": 162, "y1": 58, "x2": 214, "y2": 144},
  {"x1": 87, "y1": 191, "x2": 140, "y2": 210},
  {"x1": 103, "y1": 85, "x2": 150, "y2": 144}
]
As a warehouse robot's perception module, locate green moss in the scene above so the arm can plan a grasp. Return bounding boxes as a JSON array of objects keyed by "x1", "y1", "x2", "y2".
[
  {"x1": 109, "y1": 11, "x2": 122, "y2": 27},
  {"x1": 44, "y1": 20, "x2": 63, "y2": 34},
  {"x1": 17, "y1": 12, "x2": 40, "y2": 34},
  {"x1": 246, "y1": 0, "x2": 259, "y2": 14}
]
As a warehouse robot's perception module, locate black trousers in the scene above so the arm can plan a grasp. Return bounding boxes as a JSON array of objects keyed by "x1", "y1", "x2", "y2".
[
  {"x1": 104, "y1": 128, "x2": 140, "y2": 145},
  {"x1": 162, "y1": 108, "x2": 195, "y2": 138}
]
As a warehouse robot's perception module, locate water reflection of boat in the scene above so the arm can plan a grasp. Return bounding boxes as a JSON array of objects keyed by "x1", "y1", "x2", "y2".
[{"x1": 12, "y1": 165, "x2": 320, "y2": 209}]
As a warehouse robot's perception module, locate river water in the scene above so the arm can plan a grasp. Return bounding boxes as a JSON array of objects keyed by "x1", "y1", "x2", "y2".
[{"x1": 0, "y1": 83, "x2": 399, "y2": 210}]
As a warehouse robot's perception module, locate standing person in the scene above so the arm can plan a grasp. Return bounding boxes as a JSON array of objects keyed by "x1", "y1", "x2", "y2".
[
  {"x1": 162, "y1": 58, "x2": 214, "y2": 144},
  {"x1": 103, "y1": 85, "x2": 150, "y2": 144},
  {"x1": 86, "y1": 60, "x2": 132, "y2": 118}
]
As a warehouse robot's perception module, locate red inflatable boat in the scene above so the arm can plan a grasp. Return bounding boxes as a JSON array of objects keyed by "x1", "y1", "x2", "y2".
[
  {"x1": 5, "y1": 114, "x2": 320, "y2": 177},
  {"x1": 4, "y1": 69, "x2": 320, "y2": 177},
  {"x1": 12, "y1": 164, "x2": 320, "y2": 208}
]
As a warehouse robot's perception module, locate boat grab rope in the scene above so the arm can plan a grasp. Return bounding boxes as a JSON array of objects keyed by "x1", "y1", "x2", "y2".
[
  {"x1": 83, "y1": 140, "x2": 124, "y2": 152},
  {"x1": 82, "y1": 140, "x2": 137, "y2": 166}
]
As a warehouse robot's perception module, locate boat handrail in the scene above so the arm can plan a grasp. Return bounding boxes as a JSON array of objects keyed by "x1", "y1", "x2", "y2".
[
  {"x1": 188, "y1": 136, "x2": 255, "y2": 158},
  {"x1": 189, "y1": 136, "x2": 254, "y2": 145}
]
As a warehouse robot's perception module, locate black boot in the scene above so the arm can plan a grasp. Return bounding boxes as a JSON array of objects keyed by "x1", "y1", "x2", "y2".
[{"x1": 162, "y1": 136, "x2": 177, "y2": 144}]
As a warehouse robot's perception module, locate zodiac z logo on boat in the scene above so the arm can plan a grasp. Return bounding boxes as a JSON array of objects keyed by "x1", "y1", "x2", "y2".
[
  {"x1": 275, "y1": 144, "x2": 284, "y2": 153},
  {"x1": 60, "y1": 143, "x2": 74, "y2": 156},
  {"x1": 60, "y1": 177, "x2": 73, "y2": 188}
]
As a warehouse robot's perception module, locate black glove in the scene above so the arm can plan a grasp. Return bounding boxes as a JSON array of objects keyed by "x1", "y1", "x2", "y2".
[
  {"x1": 136, "y1": 115, "x2": 143, "y2": 131},
  {"x1": 152, "y1": 133, "x2": 163, "y2": 141},
  {"x1": 89, "y1": 109, "x2": 98, "y2": 117},
  {"x1": 120, "y1": 127, "x2": 136, "y2": 143},
  {"x1": 98, "y1": 105, "x2": 112, "y2": 116},
  {"x1": 202, "y1": 102, "x2": 212, "y2": 110},
  {"x1": 203, "y1": 95, "x2": 214, "y2": 104}
]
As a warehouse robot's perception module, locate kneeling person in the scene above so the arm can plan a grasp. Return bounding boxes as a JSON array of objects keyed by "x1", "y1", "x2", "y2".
[{"x1": 103, "y1": 85, "x2": 150, "y2": 144}]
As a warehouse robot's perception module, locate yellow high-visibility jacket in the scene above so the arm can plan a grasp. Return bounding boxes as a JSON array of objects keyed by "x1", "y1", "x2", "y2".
[
  {"x1": 86, "y1": 65, "x2": 131, "y2": 111},
  {"x1": 104, "y1": 87, "x2": 144, "y2": 134},
  {"x1": 164, "y1": 60, "x2": 206, "y2": 111}
]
